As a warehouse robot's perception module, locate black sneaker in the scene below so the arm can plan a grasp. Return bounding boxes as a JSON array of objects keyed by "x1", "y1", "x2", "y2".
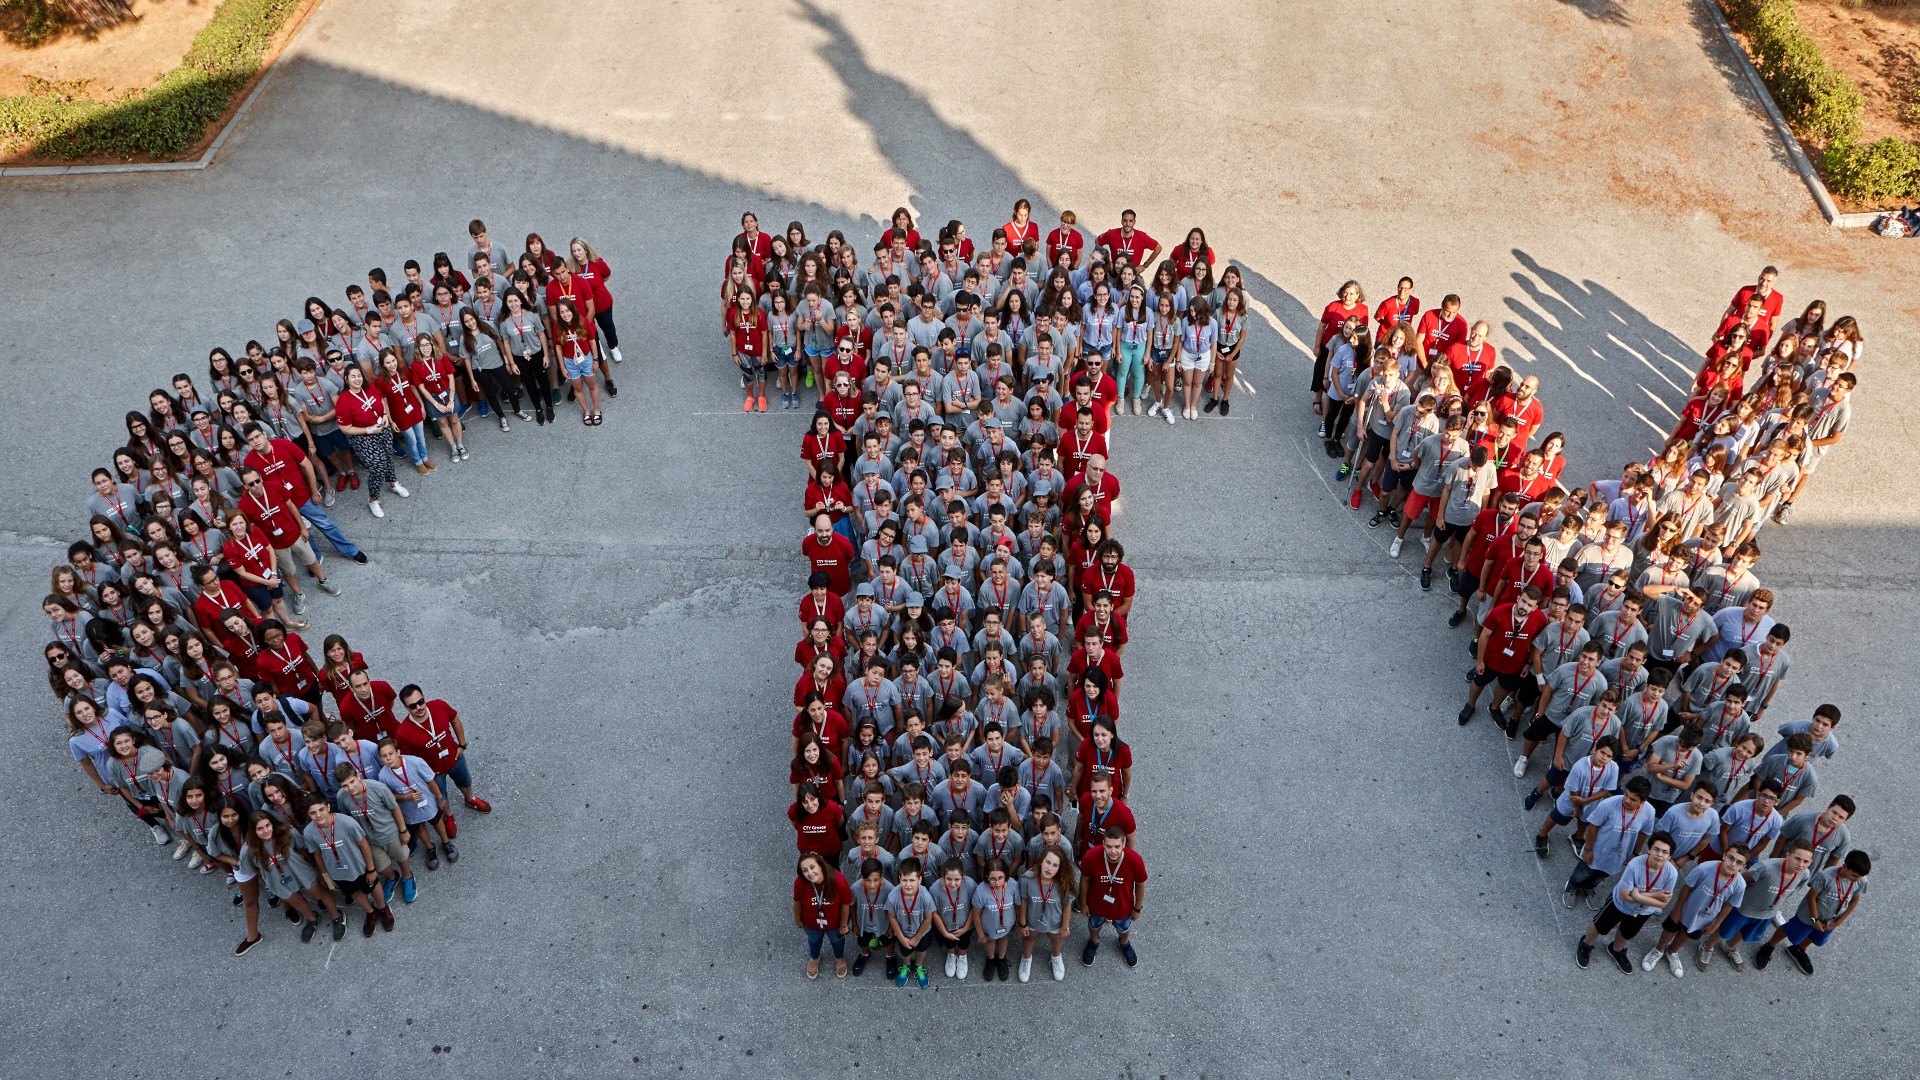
[
  {"x1": 1219, "y1": 400, "x2": 1230, "y2": 416},
  {"x1": 1608, "y1": 946, "x2": 1633, "y2": 974},
  {"x1": 234, "y1": 934, "x2": 263, "y2": 956},
  {"x1": 604, "y1": 379, "x2": 618, "y2": 398},
  {"x1": 997, "y1": 957, "x2": 1011, "y2": 980},
  {"x1": 443, "y1": 841, "x2": 460, "y2": 865},
  {"x1": 1082, "y1": 940, "x2": 1099, "y2": 965},
  {"x1": 1787, "y1": 945, "x2": 1813, "y2": 975},
  {"x1": 884, "y1": 955, "x2": 898, "y2": 981},
  {"x1": 1121, "y1": 942, "x2": 1138, "y2": 966},
  {"x1": 851, "y1": 953, "x2": 868, "y2": 977},
  {"x1": 1534, "y1": 835, "x2": 1551, "y2": 858},
  {"x1": 1447, "y1": 610, "x2": 1467, "y2": 628},
  {"x1": 980, "y1": 957, "x2": 997, "y2": 982},
  {"x1": 1387, "y1": 509, "x2": 1401, "y2": 526},
  {"x1": 1754, "y1": 944, "x2": 1775, "y2": 970},
  {"x1": 1420, "y1": 567, "x2": 1433, "y2": 591},
  {"x1": 1324, "y1": 442, "x2": 1341, "y2": 459},
  {"x1": 331, "y1": 917, "x2": 347, "y2": 942},
  {"x1": 1368, "y1": 511, "x2": 1386, "y2": 529},
  {"x1": 300, "y1": 919, "x2": 318, "y2": 944},
  {"x1": 351, "y1": 552, "x2": 369, "y2": 563},
  {"x1": 285, "y1": 906, "x2": 301, "y2": 924},
  {"x1": 1523, "y1": 790, "x2": 1541, "y2": 811},
  {"x1": 1575, "y1": 941, "x2": 1592, "y2": 969},
  {"x1": 1446, "y1": 567, "x2": 1460, "y2": 589},
  {"x1": 425, "y1": 846, "x2": 439, "y2": 871},
  {"x1": 1457, "y1": 704, "x2": 1475, "y2": 726},
  {"x1": 1203, "y1": 398, "x2": 1218, "y2": 414}
]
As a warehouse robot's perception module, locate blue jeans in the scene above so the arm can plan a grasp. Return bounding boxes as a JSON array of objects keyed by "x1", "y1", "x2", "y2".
[
  {"x1": 430, "y1": 755, "x2": 474, "y2": 801},
  {"x1": 399, "y1": 425, "x2": 429, "y2": 466},
  {"x1": 805, "y1": 927, "x2": 845, "y2": 959},
  {"x1": 1115, "y1": 340, "x2": 1147, "y2": 398},
  {"x1": 299, "y1": 501, "x2": 362, "y2": 559}
]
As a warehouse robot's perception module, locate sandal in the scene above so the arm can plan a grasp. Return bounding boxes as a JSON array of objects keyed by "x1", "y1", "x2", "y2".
[
  {"x1": 591, "y1": 413, "x2": 603, "y2": 425},
  {"x1": 805, "y1": 959, "x2": 820, "y2": 980},
  {"x1": 583, "y1": 413, "x2": 593, "y2": 426}
]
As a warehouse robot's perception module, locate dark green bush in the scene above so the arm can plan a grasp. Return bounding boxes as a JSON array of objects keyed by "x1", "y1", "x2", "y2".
[{"x1": 1824, "y1": 136, "x2": 1920, "y2": 201}]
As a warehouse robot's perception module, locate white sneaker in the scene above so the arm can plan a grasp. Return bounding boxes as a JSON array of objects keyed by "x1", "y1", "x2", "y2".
[
  {"x1": 391, "y1": 481, "x2": 410, "y2": 498},
  {"x1": 1389, "y1": 538, "x2": 1403, "y2": 558},
  {"x1": 197, "y1": 861, "x2": 215, "y2": 875},
  {"x1": 369, "y1": 500, "x2": 385, "y2": 519},
  {"x1": 1018, "y1": 956, "x2": 1032, "y2": 982},
  {"x1": 955, "y1": 954, "x2": 969, "y2": 980},
  {"x1": 322, "y1": 488, "x2": 335, "y2": 507},
  {"x1": 1512, "y1": 756, "x2": 1529, "y2": 778},
  {"x1": 149, "y1": 826, "x2": 170, "y2": 845},
  {"x1": 1164, "y1": 410, "x2": 1176, "y2": 425},
  {"x1": 172, "y1": 838, "x2": 190, "y2": 860},
  {"x1": 188, "y1": 852, "x2": 204, "y2": 869},
  {"x1": 944, "y1": 952, "x2": 957, "y2": 978},
  {"x1": 1696, "y1": 942, "x2": 1715, "y2": 970},
  {"x1": 1147, "y1": 401, "x2": 1162, "y2": 416},
  {"x1": 1131, "y1": 398, "x2": 1142, "y2": 416},
  {"x1": 1666, "y1": 949, "x2": 1685, "y2": 978},
  {"x1": 1050, "y1": 954, "x2": 1065, "y2": 980},
  {"x1": 1640, "y1": 948, "x2": 1662, "y2": 972},
  {"x1": 612, "y1": 347, "x2": 623, "y2": 363}
]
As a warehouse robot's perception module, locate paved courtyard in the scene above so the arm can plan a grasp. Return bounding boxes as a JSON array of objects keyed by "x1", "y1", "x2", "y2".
[{"x1": 1, "y1": 1, "x2": 1916, "y2": 1075}]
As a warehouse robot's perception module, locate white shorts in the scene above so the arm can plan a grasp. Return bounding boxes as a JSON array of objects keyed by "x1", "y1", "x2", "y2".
[{"x1": 1178, "y1": 351, "x2": 1211, "y2": 373}]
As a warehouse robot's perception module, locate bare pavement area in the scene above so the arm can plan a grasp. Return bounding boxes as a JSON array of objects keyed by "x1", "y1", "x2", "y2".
[{"x1": 1, "y1": 1, "x2": 1916, "y2": 1076}]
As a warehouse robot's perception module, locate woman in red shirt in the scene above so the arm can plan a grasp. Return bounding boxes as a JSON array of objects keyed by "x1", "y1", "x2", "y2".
[
  {"x1": 787, "y1": 784, "x2": 844, "y2": 858},
  {"x1": 729, "y1": 288, "x2": 768, "y2": 413},
  {"x1": 1315, "y1": 280, "x2": 1369, "y2": 406},
  {"x1": 1168, "y1": 227, "x2": 1217, "y2": 282},
  {"x1": 256, "y1": 620, "x2": 320, "y2": 705},
  {"x1": 523, "y1": 233, "x2": 565, "y2": 273},
  {"x1": 319, "y1": 633, "x2": 368, "y2": 709},
  {"x1": 1065, "y1": 668, "x2": 1119, "y2": 745},
  {"x1": 803, "y1": 462, "x2": 853, "y2": 532},
  {"x1": 794, "y1": 617, "x2": 846, "y2": 672},
  {"x1": 800, "y1": 410, "x2": 845, "y2": 481},
  {"x1": 552, "y1": 298, "x2": 604, "y2": 426},
  {"x1": 1001, "y1": 199, "x2": 1036, "y2": 255},
  {"x1": 331, "y1": 363, "x2": 406, "y2": 518},
  {"x1": 410, "y1": 337, "x2": 466, "y2": 464},
  {"x1": 789, "y1": 732, "x2": 843, "y2": 798},
  {"x1": 568, "y1": 237, "x2": 622, "y2": 364},
  {"x1": 791, "y1": 691, "x2": 850, "y2": 758},
  {"x1": 220, "y1": 510, "x2": 303, "y2": 631},
  {"x1": 1071, "y1": 716, "x2": 1133, "y2": 803},
  {"x1": 792, "y1": 851, "x2": 852, "y2": 979},
  {"x1": 374, "y1": 350, "x2": 432, "y2": 475},
  {"x1": 793, "y1": 655, "x2": 845, "y2": 711}
]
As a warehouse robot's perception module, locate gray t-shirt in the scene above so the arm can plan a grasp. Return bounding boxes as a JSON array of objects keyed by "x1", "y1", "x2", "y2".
[
  {"x1": 884, "y1": 882, "x2": 938, "y2": 939},
  {"x1": 971, "y1": 879, "x2": 1020, "y2": 938},
  {"x1": 1441, "y1": 459, "x2": 1495, "y2": 527},
  {"x1": 288, "y1": 374, "x2": 345, "y2": 436},
  {"x1": 302, "y1": 815, "x2": 370, "y2": 880},
  {"x1": 1736, "y1": 858, "x2": 1814, "y2": 919},
  {"x1": 333, "y1": 778, "x2": 403, "y2": 846},
  {"x1": 1020, "y1": 869, "x2": 1069, "y2": 933},
  {"x1": 1411, "y1": 432, "x2": 1465, "y2": 498},
  {"x1": 1776, "y1": 810, "x2": 1852, "y2": 871}
]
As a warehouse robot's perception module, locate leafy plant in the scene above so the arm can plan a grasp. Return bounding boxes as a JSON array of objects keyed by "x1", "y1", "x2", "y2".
[{"x1": 1824, "y1": 136, "x2": 1920, "y2": 200}]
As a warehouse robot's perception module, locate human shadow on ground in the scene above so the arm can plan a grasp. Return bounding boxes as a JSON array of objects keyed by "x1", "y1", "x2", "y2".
[{"x1": 1554, "y1": 0, "x2": 1631, "y2": 24}]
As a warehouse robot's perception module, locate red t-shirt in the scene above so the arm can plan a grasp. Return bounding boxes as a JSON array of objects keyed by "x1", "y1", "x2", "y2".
[
  {"x1": 801, "y1": 431, "x2": 845, "y2": 470},
  {"x1": 376, "y1": 374, "x2": 425, "y2": 431},
  {"x1": 1168, "y1": 244, "x2": 1216, "y2": 281},
  {"x1": 1067, "y1": 647, "x2": 1125, "y2": 692},
  {"x1": 791, "y1": 706, "x2": 851, "y2": 756},
  {"x1": 793, "y1": 671, "x2": 848, "y2": 710},
  {"x1": 1492, "y1": 393, "x2": 1544, "y2": 446},
  {"x1": 255, "y1": 632, "x2": 318, "y2": 698},
  {"x1": 1058, "y1": 427, "x2": 1109, "y2": 478},
  {"x1": 334, "y1": 387, "x2": 386, "y2": 430},
  {"x1": 1319, "y1": 300, "x2": 1370, "y2": 349},
  {"x1": 393, "y1": 699, "x2": 462, "y2": 774},
  {"x1": 546, "y1": 275, "x2": 596, "y2": 319},
  {"x1": 1001, "y1": 219, "x2": 1038, "y2": 252},
  {"x1": 240, "y1": 490, "x2": 302, "y2": 551},
  {"x1": 792, "y1": 869, "x2": 853, "y2": 929},
  {"x1": 803, "y1": 531, "x2": 857, "y2": 596},
  {"x1": 1481, "y1": 602, "x2": 1550, "y2": 675},
  {"x1": 1046, "y1": 227, "x2": 1084, "y2": 267},
  {"x1": 1057, "y1": 399, "x2": 1111, "y2": 440},
  {"x1": 1375, "y1": 293, "x2": 1421, "y2": 332},
  {"x1": 1064, "y1": 471, "x2": 1121, "y2": 525},
  {"x1": 730, "y1": 308, "x2": 765, "y2": 355},
  {"x1": 222, "y1": 526, "x2": 277, "y2": 580},
  {"x1": 241, "y1": 438, "x2": 313, "y2": 510},
  {"x1": 1079, "y1": 845, "x2": 1147, "y2": 919},
  {"x1": 1466, "y1": 508, "x2": 1518, "y2": 576},
  {"x1": 1080, "y1": 562, "x2": 1135, "y2": 607},
  {"x1": 1447, "y1": 341, "x2": 1497, "y2": 388},
  {"x1": 194, "y1": 580, "x2": 254, "y2": 629},
  {"x1": 1074, "y1": 611, "x2": 1130, "y2": 651},
  {"x1": 1488, "y1": 557, "x2": 1555, "y2": 611},
  {"x1": 553, "y1": 318, "x2": 597, "y2": 361},
  {"x1": 794, "y1": 634, "x2": 848, "y2": 671},
  {"x1": 822, "y1": 390, "x2": 861, "y2": 432},
  {"x1": 1095, "y1": 227, "x2": 1158, "y2": 267},
  {"x1": 1073, "y1": 737, "x2": 1134, "y2": 799},
  {"x1": 788, "y1": 798, "x2": 845, "y2": 855},
  {"x1": 1418, "y1": 310, "x2": 1468, "y2": 360},
  {"x1": 798, "y1": 590, "x2": 846, "y2": 630},
  {"x1": 339, "y1": 681, "x2": 400, "y2": 742},
  {"x1": 412, "y1": 355, "x2": 456, "y2": 400},
  {"x1": 575, "y1": 258, "x2": 615, "y2": 310}
]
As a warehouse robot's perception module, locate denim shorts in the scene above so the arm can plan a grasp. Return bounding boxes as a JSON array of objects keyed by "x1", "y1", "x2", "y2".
[
  {"x1": 1087, "y1": 914, "x2": 1132, "y2": 933},
  {"x1": 561, "y1": 352, "x2": 595, "y2": 380},
  {"x1": 773, "y1": 345, "x2": 798, "y2": 369}
]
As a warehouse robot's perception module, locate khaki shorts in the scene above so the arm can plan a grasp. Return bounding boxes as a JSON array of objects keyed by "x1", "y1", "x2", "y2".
[
  {"x1": 272, "y1": 538, "x2": 318, "y2": 577},
  {"x1": 368, "y1": 837, "x2": 409, "y2": 874}
]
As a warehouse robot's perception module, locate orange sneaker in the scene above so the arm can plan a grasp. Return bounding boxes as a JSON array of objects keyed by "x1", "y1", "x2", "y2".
[
  {"x1": 742, "y1": 398, "x2": 753, "y2": 412},
  {"x1": 757, "y1": 395, "x2": 768, "y2": 412}
]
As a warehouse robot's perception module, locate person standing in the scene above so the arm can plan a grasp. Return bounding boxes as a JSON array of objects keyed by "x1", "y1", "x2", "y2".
[
  {"x1": 1078, "y1": 825, "x2": 1146, "y2": 967},
  {"x1": 792, "y1": 851, "x2": 851, "y2": 979},
  {"x1": 1576, "y1": 831, "x2": 1677, "y2": 973}
]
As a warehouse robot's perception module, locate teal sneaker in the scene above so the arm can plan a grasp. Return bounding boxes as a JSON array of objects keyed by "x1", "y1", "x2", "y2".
[{"x1": 913, "y1": 964, "x2": 928, "y2": 988}]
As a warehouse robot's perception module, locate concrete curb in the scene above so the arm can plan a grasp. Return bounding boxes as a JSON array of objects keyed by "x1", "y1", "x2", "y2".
[
  {"x1": 0, "y1": 0, "x2": 320, "y2": 178},
  {"x1": 1699, "y1": 0, "x2": 1880, "y2": 229}
]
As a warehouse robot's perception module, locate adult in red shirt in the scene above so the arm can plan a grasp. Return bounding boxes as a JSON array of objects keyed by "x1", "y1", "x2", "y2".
[
  {"x1": 1495, "y1": 452, "x2": 1555, "y2": 503},
  {"x1": 1078, "y1": 825, "x2": 1147, "y2": 966},
  {"x1": 798, "y1": 572, "x2": 847, "y2": 630},
  {"x1": 1316, "y1": 280, "x2": 1370, "y2": 355},
  {"x1": 791, "y1": 852, "x2": 852, "y2": 978},
  {"x1": 1166, "y1": 227, "x2": 1216, "y2": 282},
  {"x1": 394, "y1": 683, "x2": 492, "y2": 814},
  {"x1": 1068, "y1": 632, "x2": 1125, "y2": 698},
  {"x1": 1485, "y1": 538, "x2": 1555, "y2": 612},
  {"x1": 728, "y1": 289, "x2": 768, "y2": 413},
  {"x1": 374, "y1": 351, "x2": 433, "y2": 474},
  {"x1": 254, "y1": 622, "x2": 320, "y2": 704},
  {"x1": 793, "y1": 656, "x2": 846, "y2": 711},
  {"x1": 791, "y1": 694, "x2": 851, "y2": 758},
  {"x1": 1725, "y1": 266, "x2": 1783, "y2": 345},
  {"x1": 1491, "y1": 375, "x2": 1544, "y2": 447},
  {"x1": 1064, "y1": 457, "x2": 1122, "y2": 530},
  {"x1": 567, "y1": 237, "x2": 622, "y2": 364},
  {"x1": 1046, "y1": 211, "x2": 1085, "y2": 269},
  {"x1": 1461, "y1": 586, "x2": 1549, "y2": 726},
  {"x1": 236, "y1": 470, "x2": 338, "y2": 602},
  {"x1": 1374, "y1": 276, "x2": 1421, "y2": 338},
  {"x1": 1079, "y1": 539, "x2": 1136, "y2": 619},
  {"x1": 788, "y1": 784, "x2": 844, "y2": 857},
  {"x1": 1000, "y1": 198, "x2": 1038, "y2": 256},
  {"x1": 1094, "y1": 210, "x2": 1160, "y2": 270},
  {"x1": 821, "y1": 375, "x2": 862, "y2": 433},
  {"x1": 1416, "y1": 294, "x2": 1468, "y2": 368},
  {"x1": 338, "y1": 669, "x2": 401, "y2": 742},
  {"x1": 1446, "y1": 321, "x2": 1497, "y2": 391},
  {"x1": 1058, "y1": 412, "x2": 1109, "y2": 477},
  {"x1": 219, "y1": 509, "x2": 304, "y2": 630},
  {"x1": 1057, "y1": 383, "x2": 1110, "y2": 439},
  {"x1": 803, "y1": 513, "x2": 857, "y2": 596},
  {"x1": 1074, "y1": 599, "x2": 1130, "y2": 655},
  {"x1": 799, "y1": 411, "x2": 846, "y2": 477},
  {"x1": 192, "y1": 564, "x2": 259, "y2": 630},
  {"x1": 734, "y1": 211, "x2": 773, "y2": 262}
]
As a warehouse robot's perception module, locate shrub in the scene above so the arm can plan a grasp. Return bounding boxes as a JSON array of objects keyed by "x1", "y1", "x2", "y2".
[
  {"x1": 0, "y1": 0, "x2": 300, "y2": 160},
  {"x1": 1824, "y1": 136, "x2": 1920, "y2": 201},
  {"x1": 1746, "y1": 0, "x2": 1864, "y2": 144}
]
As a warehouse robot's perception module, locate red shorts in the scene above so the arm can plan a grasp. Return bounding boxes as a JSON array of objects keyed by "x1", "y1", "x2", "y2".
[{"x1": 1402, "y1": 491, "x2": 1436, "y2": 521}]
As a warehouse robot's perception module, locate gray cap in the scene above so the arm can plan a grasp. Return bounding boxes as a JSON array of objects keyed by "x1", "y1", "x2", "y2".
[
  {"x1": 854, "y1": 582, "x2": 874, "y2": 597},
  {"x1": 983, "y1": 417, "x2": 1002, "y2": 429},
  {"x1": 137, "y1": 746, "x2": 169, "y2": 777},
  {"x1": 909, "y1": 536, "x2": 929, "y2": 553},
  {"x1": 295, "y1": 318, "x2": 316, "y2": 334},
  {"x1": 944, "y1": 566, "x2": 965, "y2": 579},
  {"x1": 904, "y1": 591, "x2": 924, "y2": 606}
]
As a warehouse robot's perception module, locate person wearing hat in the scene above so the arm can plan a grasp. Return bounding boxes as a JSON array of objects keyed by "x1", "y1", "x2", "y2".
[
  {"x1": 136, "y1": 745, "x2": 189, "y2": 851},
  {"x1": 901, "y1": 535, "x2": 939, "y2": 597}
]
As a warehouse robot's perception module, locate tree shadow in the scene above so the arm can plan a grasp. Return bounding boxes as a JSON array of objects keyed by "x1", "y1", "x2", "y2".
[
  {"x1": 1502, "y1": 247, "x2": 1704, "y2": 444},
  {"x1": 1555, "y1": 0, "x2": 1632, "y2": 25}
]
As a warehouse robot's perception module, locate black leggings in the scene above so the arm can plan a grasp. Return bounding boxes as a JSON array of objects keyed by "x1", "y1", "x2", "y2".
[
  {"x1": 1325, "y1": 399, "x2": 1356, "y2": 443},
  {"x1": 594, "y1": 308, "x2": 619, "y2": 350},
  {"x1": 516, "y1": 350, "x2": 552, "y2": 414},
  {"x1": 477, "y1": 366, "x2": 522, "y2": 416}
]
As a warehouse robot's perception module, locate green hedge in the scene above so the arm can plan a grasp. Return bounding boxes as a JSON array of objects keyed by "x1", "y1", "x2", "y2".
[
  {"x1": 1726, "y1": 0, "x2": 1920, "y2": 201},
  {"x1": 0, "y1": 0, "x2": 301, "y2": 160}
]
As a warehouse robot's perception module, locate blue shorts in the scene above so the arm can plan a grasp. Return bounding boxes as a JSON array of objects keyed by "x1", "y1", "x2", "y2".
[
  {"x1": 1716, "y1": 911, "x2": 1772, "y2": 942},
  {"x1": 1781, "y1": 916, "x2": 1833, "y2": 947},
  {"x1": 1086, "y1": 343, "x2": 1112, "y2": 359},
  {"x1": 310, "y1": 430, "x2": 349, "y2": 459},
  {"x1": 561, "y1": 352, "x2": 595, "y2": 380},
  {"x1": 1150, "y1": 348, "x2": 1172, "y2": 367},
  {"x1": 1548, "y1": 806, "x2": 1576, "y2": 826},
  {"x1": 773, "y1": 345, "x2": 798, "y2": 369},
  {"x1": 1087, "y1": 915, "x2": 1132, "y2": 933}
]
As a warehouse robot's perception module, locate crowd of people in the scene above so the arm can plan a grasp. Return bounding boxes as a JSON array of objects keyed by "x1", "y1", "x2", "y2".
[
  {"x1": 40, "y1": 220, "x2": 628, "y2": 954},
  {"x1": 1309, "y1": 266, "x2": 1872, "y2": 977},
  {"x1": 722, "y1": 202, "x2": 1255, "y2": 983}
]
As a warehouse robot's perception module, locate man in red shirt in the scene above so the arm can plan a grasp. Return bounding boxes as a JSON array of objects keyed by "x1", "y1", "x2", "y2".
[
  {"x1": 1460, "y1": 585, "x2": 1549, "y2": 726},
  {"x1": 394, "y1": 683, "x2": 492, "y2": 819},
  {"x1": 1094, "y1": 209, "x2": 1160, "y2": 270},
  {"x1": 1374, "y1": 276, "x2": 1421, "y2": 338},
  {"x1": 241, "y1": 423, "x2": 368, "y2": 564},
  {"x1": 1456, "y1": 505, "x2": 1537, "y2": 627},
  {"x1": 1064, "y1": 455, "x2": 1122, "y2": 525},
  {"x1": 339, "y1": 669, "x2": 401, "y2": 742},
  {"x1": 1446, "y1": 320, "x2": 1497, "y2": 391},
  {"x1": 1495, "y1": 450, "x2": 1555, "y2": 503},
  {"x1": 1416, "y1": 294, "x2": 1467, "y2": 368},
  {"x1": 1450, "y1": 490, "x2": 1526, "y2": 613},
  {"x1": 1058, "y1": 411, "x2": 1109, "y2": 478},
  {"x1": 1725, "y1": 265, "x2": 1784, "y2": 345},
  {"x1": 1056, "y1": 377, "x2": 1111, "y2": 439},
  {"x1": 192, "y1": 564, "x2": 260, "y2": 629},
  {"x1": 1079, "y1": 538, "x2": 1136, "y2": 618},
  {"x1": 1492, "y1": 375, "x2": 1544, "y2": 447},
  {"x1": 1068, "y1": 630, "x2": 1125, "y2": 699},
  {"x1": 1078, "y1": 824, "x2": 1147, "y2": 967},
  {"x1": 803, "y1": 513, "x2": 857, "y2": 597}
]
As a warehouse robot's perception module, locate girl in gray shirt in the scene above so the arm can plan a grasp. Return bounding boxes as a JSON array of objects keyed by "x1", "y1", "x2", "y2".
[{"x1": 1018, "y1": 844, "x2": 1076, "y2": 982}]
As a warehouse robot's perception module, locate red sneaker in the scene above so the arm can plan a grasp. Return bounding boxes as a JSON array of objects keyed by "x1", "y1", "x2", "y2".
[
  {"x1": 1348, "y1": 488, "x2": 1363, "y2": 510},
  {"x1": 348, "y1": 472, "x2": 361, "y2": 490},
  {"x1": 465, "y1": 795, "x2": 492, "y2": 814},
  {"x1": 1369, "y1": 482, "x2": 1384, "y2": 500},
  {"x1": 443, "y1": 814, "x2": 457, "y2": 838},
  {"x1": 334, "y1": 474, "x2": 350, "y2": 492}
]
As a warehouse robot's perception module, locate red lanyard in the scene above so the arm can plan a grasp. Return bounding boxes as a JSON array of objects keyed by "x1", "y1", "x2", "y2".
[
  {"x1": 1773, "y1": 869, "x2": 1800, "y2": 906},
  {"x1": 319, "y1": 823, "x2": 345, "y2": 866},
  {"x1": 943, "y1": 884, "x2": 963, "y2": 921}
]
